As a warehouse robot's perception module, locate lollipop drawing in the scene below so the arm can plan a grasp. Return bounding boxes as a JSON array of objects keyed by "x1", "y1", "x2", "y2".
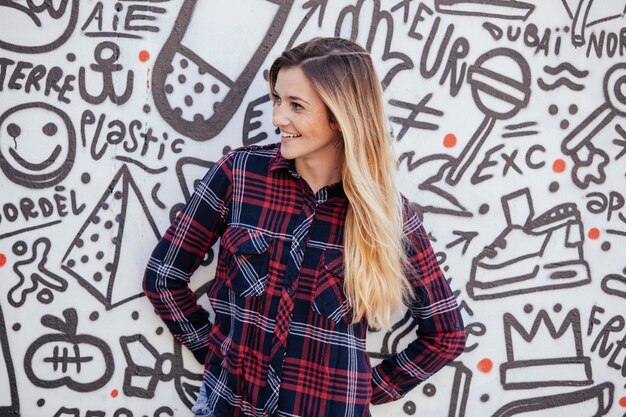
[
  {"x1": 419, "y1": 48, "x2": 531, "y2": 216},
  {"x1": 152, "y1": 0, "x2": 293, "y2": 141},
  {"x1": 561, "y1": 63, "x2": 626, "y2": 189}
]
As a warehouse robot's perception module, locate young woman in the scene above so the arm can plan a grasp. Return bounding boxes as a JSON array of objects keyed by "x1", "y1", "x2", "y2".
[{"x1": 144, "y1": 37, "x2": 465, "y2": 417}]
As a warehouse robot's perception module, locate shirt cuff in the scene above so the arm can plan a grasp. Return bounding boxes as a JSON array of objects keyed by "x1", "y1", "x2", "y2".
[{"x1": 370, "y1": 366, "x2": 403, "y2": 405}]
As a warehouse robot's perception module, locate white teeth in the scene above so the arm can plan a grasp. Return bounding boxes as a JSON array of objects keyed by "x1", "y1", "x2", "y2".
[{"x1": 282, "y1": 132, "x2": 301, "y2": 139}]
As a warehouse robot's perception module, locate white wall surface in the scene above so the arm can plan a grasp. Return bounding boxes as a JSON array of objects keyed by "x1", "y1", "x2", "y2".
[{"x1": 1, "y1": 1, "x2": 625, "y2": 416}]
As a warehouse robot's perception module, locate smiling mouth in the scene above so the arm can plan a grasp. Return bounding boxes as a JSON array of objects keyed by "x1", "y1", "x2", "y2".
[
  {"x1": 282, "y1": 132, "x2": 301, "y2": 139},
  {"x1": 9, "y1": 145, "x2": 62, "y2": 170}
]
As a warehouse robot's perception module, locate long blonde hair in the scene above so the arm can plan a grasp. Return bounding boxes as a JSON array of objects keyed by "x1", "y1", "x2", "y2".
[{"x1": 269, "y1": 37, "x2": 412, "y2": 329}]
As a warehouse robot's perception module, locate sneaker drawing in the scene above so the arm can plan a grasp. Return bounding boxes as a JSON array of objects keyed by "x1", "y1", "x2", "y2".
[
  {"x1": 152, "y1": 0, "x2": 294, "y2": 142},
  {"x1": 467, "y1": 188, "x2": 591, "y2": 300}
]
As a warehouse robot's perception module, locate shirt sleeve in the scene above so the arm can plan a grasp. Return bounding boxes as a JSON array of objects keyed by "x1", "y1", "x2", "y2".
[
  {"x1": 143, "y1": 153, "x2": 233, "y2": 364},
  {"x1": 370, "y1": 196, "x2": 466, "y2": 404}
]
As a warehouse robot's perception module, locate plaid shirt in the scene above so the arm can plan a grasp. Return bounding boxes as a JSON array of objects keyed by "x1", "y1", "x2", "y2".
[{"x1": 144, "y1": 143, "x2": 465, "y2": 417}]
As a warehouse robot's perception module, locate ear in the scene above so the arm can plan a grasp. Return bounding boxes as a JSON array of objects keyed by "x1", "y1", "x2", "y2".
[{"x1": 328, "y1": 112, "x2": 341, "y2": 133}]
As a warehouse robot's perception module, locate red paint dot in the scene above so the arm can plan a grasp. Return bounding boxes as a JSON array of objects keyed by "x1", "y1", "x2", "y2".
[
  {"x1": 477, "y1": 358, "x2": 493, "y2": 373},
  {"x1": 552, "y1": 159, "x2": 566, "y2": 173},
  {"x1": 0, "y1": 254, "x2": 6, "y2": 267},
  {"x1": 111, "y1": 389, "x2": 118, "y2": 398},
  {"x1": 443, "y1": 133, "x2": 457, "y2": 148},
  {"x1": 588, "y1": 228, "x2": 600, "y2": 239},
  {"x1": 619, "y1": 396, "x2": 626, "y2": 407},
  {"x1": 139, "y1": 50, "x2": 150, "y2": 62}
]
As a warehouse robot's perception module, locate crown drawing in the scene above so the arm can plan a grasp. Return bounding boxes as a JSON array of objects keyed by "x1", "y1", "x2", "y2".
[{"x1": 500, "y1": 307, "x2": 592, "y2": 389}]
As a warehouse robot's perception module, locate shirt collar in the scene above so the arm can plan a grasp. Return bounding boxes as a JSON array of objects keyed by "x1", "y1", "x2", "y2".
[{"x1": 269, "y1": 145, "x2": 293, "y2": 172}]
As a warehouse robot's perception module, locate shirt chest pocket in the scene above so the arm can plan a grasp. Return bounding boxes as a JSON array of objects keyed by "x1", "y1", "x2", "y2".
[
  {"x1": 313, "y1": 249, "x2": 353, "y2": 325},
  {"x1": 220, "y1": 227, "x2": 273, "y2": 297}
]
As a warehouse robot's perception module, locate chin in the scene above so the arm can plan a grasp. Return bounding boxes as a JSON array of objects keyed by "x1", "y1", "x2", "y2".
[{"x1": 279, "y1": 146, "x2": 295, "y2": 160}]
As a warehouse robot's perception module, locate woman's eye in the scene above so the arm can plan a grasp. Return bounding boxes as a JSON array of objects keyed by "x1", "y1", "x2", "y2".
[{"x1": 293, "y1": 103, "x2": 303, "y2": 110}]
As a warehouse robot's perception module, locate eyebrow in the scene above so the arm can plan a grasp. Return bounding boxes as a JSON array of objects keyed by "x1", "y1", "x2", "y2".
[{"x1": 272, "y1": 90, "x2": 310, "y2": 105}]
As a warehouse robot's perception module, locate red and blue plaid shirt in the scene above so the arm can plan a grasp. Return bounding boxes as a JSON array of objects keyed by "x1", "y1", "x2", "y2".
[{"x1": 144, "y1": 143, "x2": 465, "y2": 417}]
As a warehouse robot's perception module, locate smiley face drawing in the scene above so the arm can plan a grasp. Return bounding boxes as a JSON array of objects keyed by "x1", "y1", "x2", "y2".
[
  {"x1": 0, "y1": 102, "x2": 76, "y2": 189},
  {"x1": 0, "y1": 0, "x2": 79, "y2": 53}
]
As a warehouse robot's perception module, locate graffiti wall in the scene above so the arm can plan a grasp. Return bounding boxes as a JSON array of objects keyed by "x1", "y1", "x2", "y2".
[{"x1": 1, "y1": 1, "x2": 625, "y2": 416}]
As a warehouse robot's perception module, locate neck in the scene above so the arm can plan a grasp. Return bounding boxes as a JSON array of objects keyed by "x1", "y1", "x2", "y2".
[{"x1": 295, "y1": 153, "x2": 343, "y2": 194}]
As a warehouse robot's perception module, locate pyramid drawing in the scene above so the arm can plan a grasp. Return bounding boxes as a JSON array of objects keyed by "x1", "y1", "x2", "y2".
[{"x1": 61, "y1": 165, "x2": 160, "y2": 309}]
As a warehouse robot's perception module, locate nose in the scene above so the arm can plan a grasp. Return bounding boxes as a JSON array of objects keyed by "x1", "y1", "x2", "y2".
[{"x1": 271, "y1": 102, "x2": 289, "y2": 128}]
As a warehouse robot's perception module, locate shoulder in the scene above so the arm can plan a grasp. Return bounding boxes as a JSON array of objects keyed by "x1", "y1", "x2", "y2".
[
  {"x1": 399, "y1": 193, "x2": 426, "y2": 237},
  {"x1": 227, "y1": 142, "x2": 280, "y2": 159},
  {"x1": 218, "y1": 142, "x2": 280, "y2": 175}
]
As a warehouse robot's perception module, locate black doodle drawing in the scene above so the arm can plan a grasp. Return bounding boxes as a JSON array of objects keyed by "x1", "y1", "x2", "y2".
[
  {"x1": 501, "y1": 306, "x2": 592, "y2": 389},
  {"x1": 538, "y1": 63, "x2": 588, "y2": 91},
  {"x1": 0, "y1": 302, "x2": 19, "y2": 416},
  {"x1": 561, "y1": 63, "x2": 626, "y2": 189},
  {"x1": 502, "y1": 121, "x2": 537, "y2": 138},
  {"x1": 614, "y1": 124, "x2": 626, "y2": 160},
  {"x1": 390, "y1": 0, "x2": 413, "y2": 24},
  {"x1": 415, "y1": 48, "x2": 531, "y2": 216},
  {"x1": 24, "y1": 309, "x2": 114, "y2": 392},
  {"x1": 336, "y1": 0, "x2": 414, "y2": 89},
  {"x1": 80, "y1": 109, "x2": 183, "y2": 165},
  {"x1": 285, "y1": 0, "x2": 329, "y2": 49},
  {"x1": 53, "y1": 407, "x2": 132, "y2": 417},
  {"x1": 0, "y1": 102, "x2": 76, "y2": 189},
  {"x1": 445, "y1": 231, "x2": 478, "y2": 255},
  {"x1": 560, "y1": 0, "x2": 626, "y2": 47},
  {"x1": 408, "y1": 2, "x2": 434, "y2": 41},
  {"x1": 8, "y1": 237, "x2": 68, "y2": 307},
  {"x1": 419, "y1": 16, "x2": 470, "y2": 97},
  {"x1": 467, "y1": 188, "x2": 591, "y2": 300},
  {"x1": 243, "y1": 92, "x2": 276, "y2": 147},
  {"x1": 61, "y1": 165, "x2": 160, "y2": 309},
  {"x1": 120, "y1": 334, "x2": 203, "y2": 406},
  {"x1": 152, "y1": 0, "x2": 293, "y2": 141},
  {"x1": 0, "y1": 57, "x2": 77, "y2": 103},
  {"x1": 53, "y1": 406, "x2": 175, "y2": 417},
  {"x1": 601, "y1": 267, "x2": 626, "y2": 300},
  {"x1": 588, "y1": 308, "x2": 626, "y2": 377},
  {"x1": 81, "y1": 1, "x2": 167, "y2": 39},
  {"x1": 151, "y1": 183, "x2": 166, "y2": 209},
  {"x1": 0, "y1": 185, "x2": 84, "y2": 239},
  {"x1": 0, "y1": 0, "x2": 79, "y2": 53},
  {"x1": 434, "y1": 0, "x2": 534, "y2": 21},
  {"x1": 410, "y1": 362, "x2": 471, "y2": 417},
  {"x1": 79, "y1": 41, "x2": 134, "y2": 105},
  {"x1": 457, "y1": 301, "x2": 486, "y2": 353},
  {"x1": 490, "y1": 382, "x2": 613, "y2": 417},
  {"x1": 585, "y1": 191, "x2": 625, "y2": 223},
  {"x1": 389, "y1": 93, "x2": 444, "y2": 140}
]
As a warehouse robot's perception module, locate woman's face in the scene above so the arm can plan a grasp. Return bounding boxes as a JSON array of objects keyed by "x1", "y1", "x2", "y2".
[{"x1": 271, "y1": 65, "x2": 342, "y2": 163}]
